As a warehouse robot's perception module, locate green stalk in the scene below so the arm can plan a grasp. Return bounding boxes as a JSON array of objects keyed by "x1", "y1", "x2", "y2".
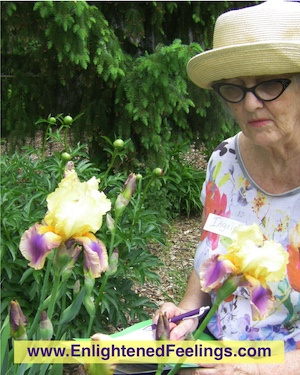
[
  {"x1": 46, "y1": 273, "x2": 61, "y2": 322},
  {"x1": 166, "y1": 303, "x2": 219, "y2": 375},
  {"x1": 27, "y1": 260, "x2": 51, "y2": 339},
  {"x1": 129, "y1": 175, "x2": 155, "y2": 237},
  {"x1": 101, "y1": 150, "x2": 118, "y2": 186},
  {"x1": 155, "y1": 363, "x2": 165, "y2": 375},
  {"x1": 166, "y1": 276, "x2": 239, "y2": 375},
  {"x1": 55, "y1": 284, "x2": 67, "y2": 339},
  {"x1": 64, "y1": 126, "x2": 69, "y2": 151},
  {"x1": 86, "y1": 217, "x2": 119, "y2": 337},
  {"x1": 41, "y1": 123, "x2": 51, "y2": 159}
]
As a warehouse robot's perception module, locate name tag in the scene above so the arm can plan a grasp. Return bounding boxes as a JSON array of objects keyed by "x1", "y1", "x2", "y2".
[{"x1": 203, "y1": 213, "x2": 243, "y2": 239}]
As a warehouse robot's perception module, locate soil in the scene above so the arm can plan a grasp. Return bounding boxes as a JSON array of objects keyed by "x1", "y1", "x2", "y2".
[
  {"x1": 134, "y1": 215, "x2": 203, "y2": 312},
  {"x1": 132, "y1": 144, "x2": 208, "y2": 317}
]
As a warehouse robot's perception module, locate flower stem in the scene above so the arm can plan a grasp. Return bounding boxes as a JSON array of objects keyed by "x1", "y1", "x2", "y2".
[
  {"x1": 41, "y1": 123, "x2": 51, "y2": 159},
  {"x1": 27, "y1": 260, "x2": 51, "y2": 339},
  {"x1": 166, "y1": 303, "x2": 219, "y2": 375},
  {"x1": 166, "y1": 277, "x2": 239, "y2": 375},
  {"x1": 87, "y1": 217, "x2": 119, "y2": 337},
  {"x1": 101, "y1": 150, "x2": 118, "y2": 187},
  {"x1": 155, "y1": 363, "x2": 165, "y2": 375},
  {"x1": 129, "y1": 175, "x2": 155, "y2": 237},
  {"x1": 47, "y1": 273, "x2": 61, "y2": 322}
]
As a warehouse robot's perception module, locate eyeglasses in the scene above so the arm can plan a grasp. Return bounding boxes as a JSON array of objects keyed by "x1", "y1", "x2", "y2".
[{"x1": 212, "y1": 78, "x2": 291, "y2": 103}]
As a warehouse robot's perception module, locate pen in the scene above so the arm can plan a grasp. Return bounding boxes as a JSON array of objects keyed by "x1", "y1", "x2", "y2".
[
  {"x1": 145, "y1": 305, "x2": 210, "y2": 331},
  {"x1": 170, "y1": 305, "x2": 210, "y2": 324}
]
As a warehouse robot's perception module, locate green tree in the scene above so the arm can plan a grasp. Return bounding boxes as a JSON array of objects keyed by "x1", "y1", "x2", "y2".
[{"x1": 1, "y1": 1, "x2": 255, "y2": 165}]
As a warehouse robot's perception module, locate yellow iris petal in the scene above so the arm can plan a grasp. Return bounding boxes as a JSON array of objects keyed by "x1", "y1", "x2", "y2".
[
  {"x1": 224, "y1": 224, "x2": 288, "y2": 285},
  {"x1": 44, "y1": 170, "x2": 111, "y2": 240}
]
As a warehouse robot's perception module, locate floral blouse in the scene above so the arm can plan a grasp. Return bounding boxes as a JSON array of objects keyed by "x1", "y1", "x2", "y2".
[{"x1": 194, "y1": 133, "x2": 300, "y2": 351}]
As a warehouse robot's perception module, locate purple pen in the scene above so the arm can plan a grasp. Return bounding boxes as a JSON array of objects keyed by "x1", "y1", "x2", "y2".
[
  {"x1": 145, "y1": 306, "x2": 210, "y2": 331},
  {"x1": 169, "y1": 306, "x2": 210, "y2": 324}
]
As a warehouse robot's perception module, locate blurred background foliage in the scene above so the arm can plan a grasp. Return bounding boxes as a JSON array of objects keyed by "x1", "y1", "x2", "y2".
[{"x1": 2, "y1": 1, "x2": 255, "y2": 167}]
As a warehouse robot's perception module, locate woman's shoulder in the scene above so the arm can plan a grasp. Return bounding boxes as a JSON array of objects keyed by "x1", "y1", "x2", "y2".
[
  {"x1": 207, "y1": 133, "x2": 239, "y2": 168},
  {"x1": 213, "y1": 134, "x2": 238, "y2": 156}
]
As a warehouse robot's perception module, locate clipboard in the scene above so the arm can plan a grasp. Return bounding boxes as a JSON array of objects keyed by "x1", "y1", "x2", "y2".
[{"x1": 75, "y1": 319, "x2": 215, "y2": 374}]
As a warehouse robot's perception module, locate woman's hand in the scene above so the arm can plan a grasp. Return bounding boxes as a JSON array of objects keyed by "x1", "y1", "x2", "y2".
[{"x1": 153, "y1": 302, "x2": 199, "y2": 340}]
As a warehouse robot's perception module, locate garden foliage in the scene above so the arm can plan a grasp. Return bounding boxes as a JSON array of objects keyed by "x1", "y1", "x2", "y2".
[
  {"x1": 1, "y1": 114, "x2": 207, "y2": 374},
  {"x1": 2, "y1": 1, "x2": 252, "y2": 165}
]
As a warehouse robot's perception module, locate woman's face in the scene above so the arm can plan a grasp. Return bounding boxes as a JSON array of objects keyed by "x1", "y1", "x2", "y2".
[{"x1": 224, "y1": 75, "x2": 300, "y2": 149}]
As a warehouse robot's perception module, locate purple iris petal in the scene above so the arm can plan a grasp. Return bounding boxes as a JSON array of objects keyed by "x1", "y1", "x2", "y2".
[
  {"x1": 250, "y1": 284, "x2": 274, "y2": 320},
  {"x1": 76, "y1": 234, "x2": 108, "y2": 278},
  {"x1": 19, "y1": 224, "x2": 61, "y2": 269},
  {"x1": 200, "y1": 255, "x2": 229, "y2": 291}
]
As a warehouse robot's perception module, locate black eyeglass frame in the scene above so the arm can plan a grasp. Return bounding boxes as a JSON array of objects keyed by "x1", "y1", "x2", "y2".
[{"x1": 211, "y1": 78, "x2": 292, "y2": 103}]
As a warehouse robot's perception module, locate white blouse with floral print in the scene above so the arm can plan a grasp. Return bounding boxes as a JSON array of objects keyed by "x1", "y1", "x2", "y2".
[{"x1": 194, "y1": 132, "x2": 300, "y2": 351}]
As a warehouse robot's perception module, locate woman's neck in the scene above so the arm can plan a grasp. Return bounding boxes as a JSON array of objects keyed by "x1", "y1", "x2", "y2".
[{"x1": 238, "y1": 133, "x2": 300, "y2": 194}]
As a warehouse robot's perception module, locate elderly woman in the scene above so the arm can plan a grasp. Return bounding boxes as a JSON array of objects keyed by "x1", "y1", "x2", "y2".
[{"x1": 155, "y1": 1, "x2": 300, "y2": 374}]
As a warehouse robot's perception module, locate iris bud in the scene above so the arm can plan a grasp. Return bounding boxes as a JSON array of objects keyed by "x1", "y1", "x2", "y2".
[
  {"x1": 84, "y1": 295, "x2": 95, "y2": 317},
  {"x1": 39, "y1": 311, "x2": 53, "y2": 340},
  {"x1": 73, "y1": 280, "x2": 80, "y2": 297},
  {"x1": 115, "y1": 174, "x2": 137, "y2": 217},
  {"x1": 155, "y1": 312, "x2": 170, "y2": 340},
  {"x1": 106, "y1": 213, "x2": 115, "y2": 233},
  {"x1": 9, "y1": 300, "x2": 28, "y2": 340},
  {"x1": 106, "y1": 249, "x2": 119, "y2": 276},
  {"x1": 84, "y1": 272, "x2": 95, "y2": 294}
]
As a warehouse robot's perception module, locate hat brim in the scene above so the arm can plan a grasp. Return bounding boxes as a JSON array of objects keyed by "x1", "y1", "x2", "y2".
[{"x1": 187, "y1": 42, "x2": 300, "y2": 89}]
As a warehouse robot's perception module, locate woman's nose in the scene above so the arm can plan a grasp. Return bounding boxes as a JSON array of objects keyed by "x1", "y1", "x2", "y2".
[{"x1": 243, "y1": 91, "x2": 264, "y2": 111}]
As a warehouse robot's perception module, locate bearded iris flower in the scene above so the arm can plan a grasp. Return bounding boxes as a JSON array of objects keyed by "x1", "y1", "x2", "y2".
[
  {"x1": 167, "y1": 224, "x2": 289, "y2": 375},
  {"x1": 20, "y1": 168, "x2": 111, "y2": 278},
  {"x1": 200, "y1": 224, "x2": 289, "y2": 320}
]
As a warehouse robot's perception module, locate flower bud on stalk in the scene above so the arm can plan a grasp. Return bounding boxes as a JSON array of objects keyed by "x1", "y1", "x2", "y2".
[
  {"x1": 155, "y1": 312, "x2": 170, "y2": 340},
  {"x1": 84, "y1": 272, "x2": 96, "y2": 295},
  {"x1": 115, "y1": 173, "x2": 137, "y2": 217},
  {"x1": 106, "y1": 249, "x2": 119, "y2": 276},
  {"x1": 152, "y1": 168, "x2": 163, "y2": 177},
  {"x1": 113, "y1": 139, "x2": 125, "y2": 149},
  {"x1": 84, "y1": 295, "x2": 96, "y2": 318},
  {"x1": 61, "y1": 152, "x2": 71, "y2": 161},
  {"x1": 64, "y1": 161, "x2": 75, "y2": 177},
  {"x1": 106, "y1": 213, "x2": 115, "y2": 233},
  {"x1": 73, "y1": 280, "x2": 80, "y2": 297},
  {"x1": 9, "y1": 300, "x2": 28, "y2": 340},
  {"x1": 39, "y1": 311, "x2": 53, "y2": 340},
  {"x1": 63, "y1": 115, "x2": 73, "y2": 125},
  {"x1": 122, "y1": 173, "x2": 137, "y2": 201}
]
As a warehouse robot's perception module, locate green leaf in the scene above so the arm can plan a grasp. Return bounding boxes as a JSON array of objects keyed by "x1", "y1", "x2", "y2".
[
  {"x1": 20, "y1": 268, "x2": 34, "y2": 284},
  {"x1": 59, "y1": 287, "x2": 86, "y2": 325}
]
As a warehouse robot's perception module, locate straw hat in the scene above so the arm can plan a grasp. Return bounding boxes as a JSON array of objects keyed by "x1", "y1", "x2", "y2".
[{"x1": 187, "y1": 1, "x2": 300, "y2": 89}]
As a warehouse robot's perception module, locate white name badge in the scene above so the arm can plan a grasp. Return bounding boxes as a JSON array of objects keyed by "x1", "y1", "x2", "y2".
[{"x1": 203, "y1": 213, "x2": 243, "y2": 239}]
